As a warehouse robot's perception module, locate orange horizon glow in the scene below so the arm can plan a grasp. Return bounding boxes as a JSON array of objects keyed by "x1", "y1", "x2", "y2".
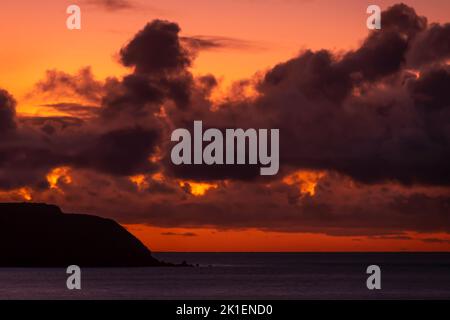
[
  {"x1": 0, "y1": 188, "x2": 33, "y2": 202},
  {"x1": 124, "y1": 224, "x2": 450, "y2": 252}
]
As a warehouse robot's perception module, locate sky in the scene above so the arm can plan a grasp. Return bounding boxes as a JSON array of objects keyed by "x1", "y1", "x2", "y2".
[{"x1": 0, "y1": 0, "x2": 449, "y2": 251}]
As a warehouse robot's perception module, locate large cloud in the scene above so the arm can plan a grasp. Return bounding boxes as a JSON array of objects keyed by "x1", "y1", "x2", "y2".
[
  {"x1": 0, "y1": 21, "x2": 192, "y2": 188},
  {"x1": 30, "y1": 168, "x2": 450, "y2": 236},
  {"x1": 160, "y1": 3, "x2": 450, "y2": 185},
  {"x1": 407, "y1": 23, "x2": 450, "y2": 67}
]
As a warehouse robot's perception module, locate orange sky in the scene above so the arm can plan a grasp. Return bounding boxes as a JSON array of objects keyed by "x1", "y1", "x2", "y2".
[{"x1": 1, "y1": 0, "x2": 449, "y2": 251}]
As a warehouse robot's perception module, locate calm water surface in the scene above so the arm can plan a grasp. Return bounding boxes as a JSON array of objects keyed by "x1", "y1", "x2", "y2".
[{"x1": 0, "y1": 253, "x2": 449, "y2": 299}]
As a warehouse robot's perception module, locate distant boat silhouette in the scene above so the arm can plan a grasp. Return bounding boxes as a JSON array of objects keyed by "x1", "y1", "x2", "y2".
[{"x1": 0, "y1": 202, "x2": 171, "y2": 267}]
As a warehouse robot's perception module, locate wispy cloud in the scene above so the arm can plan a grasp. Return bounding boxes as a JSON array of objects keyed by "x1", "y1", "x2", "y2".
[
  {"x1": 161, "y1": 232, "x2": 198, "y2": 237},
  {"x1": 40, "y1": 103, "x2": 99, "y2": 119},
  {"x1": 368, "y1": 234, "x2": 413, "y2": 241},
  {"x1": 83, "y1": 0, "x2": 137, "y2": 11},
  {"x1": 182, "y1": 36, "x2": 265, "y2": 52}
]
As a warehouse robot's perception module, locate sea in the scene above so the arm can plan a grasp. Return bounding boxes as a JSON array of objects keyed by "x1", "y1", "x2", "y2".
[{"x1": 0, "y1": 253, "x2": 449, "y2": 299}]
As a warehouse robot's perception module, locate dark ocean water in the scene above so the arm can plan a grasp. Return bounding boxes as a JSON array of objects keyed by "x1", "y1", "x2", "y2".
[{"x1": 0, "y1": 253, "x2": 449, "y2": 299}]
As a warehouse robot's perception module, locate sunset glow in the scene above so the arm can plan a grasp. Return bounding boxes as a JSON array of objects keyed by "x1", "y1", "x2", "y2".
[
  {"x1": 46, "y1": 167, "x2": 72, "y2": 191},
  {"x1": 179, "y1": 181, "x2": 219, "y2": 196},
  {"x1": 130, "y1": 174, "x2": 149, "y2": 191},
  {"x1": 283, "y1": 171, "x2": 327, "y2": 196}
]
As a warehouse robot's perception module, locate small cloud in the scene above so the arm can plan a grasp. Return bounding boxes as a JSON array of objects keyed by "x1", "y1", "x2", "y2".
[
  {"x1": 421, "y1": 238, "x2": 450, "y2": 244},
  {"x1": 368, "y1": 234, "x2": 413, "y2": 240},
  {"x1": 83, "y1": 0, "x2": 136, "y2": 11},
  {"x1": 161, "y1": 232, "x2": 198, "y2": 237},
  {"x1": 28, "y1": 67, "x2": 104, "y2": 104}
]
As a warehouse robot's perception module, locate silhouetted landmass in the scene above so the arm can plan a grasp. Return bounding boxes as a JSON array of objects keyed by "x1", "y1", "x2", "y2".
[{"x1": 0, "y1": 202, "x2": 171, "y2": 267}]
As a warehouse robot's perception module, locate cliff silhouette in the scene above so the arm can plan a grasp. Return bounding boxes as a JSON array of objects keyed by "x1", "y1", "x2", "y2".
[{"x1": 0, "y1": 202, "x2": 169, "y2": 267}]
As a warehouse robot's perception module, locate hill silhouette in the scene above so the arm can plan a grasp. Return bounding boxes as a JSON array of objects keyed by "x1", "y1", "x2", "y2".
[{"x1": 0, "y1": 202, "x2": 169, "y2": 267}]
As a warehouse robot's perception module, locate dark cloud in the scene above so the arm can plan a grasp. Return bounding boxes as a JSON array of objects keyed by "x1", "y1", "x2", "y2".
[
  {"x1": 197, "y1": 75, "x2": 218, "y2": 92},
  {"x1": 381, "y1": 3, "x2": 427, "y2": 36},
  {"x1": 336, "y1": 4, "x2": 426, "y2": 82},
  {"x1": 368, "y1": 234, "x2": 413, "y2": 240},
  {"x1": 0, "y1": 140, "x2": 65, "y2": 190},
  {"x1": 198, "y1": 3, "x2": 449, "y2": 186},
  {"x1": 407, "y1": 23, "x2": 450, "y2": 68},
  {"x1": 263, "y1": 49, "x2": 352, "y2": 102},
  {"x1": 1, "y1": 20, "x2": 192, "y2": 189},
  {"x1": 101, "y1": 20, "x2": 195, "y2": 120},
  {"x1": 100, "y1": 74, "x2": 166, "y2": 119},
  {"x1": 20, "y1": 116, "x2": 85, "y2": 131},
  {"x1": 31, "y1": 67, "x2": 104, "y2": 103},
  {"x1": 161, "y1": 4, "x2": 450, "y2": 185},
  {"x1": 74, "y1": 175, "x2": 449, "y2": 236},
  {"x1": 0, "y1": 89, "x2": 17, "y2": 133},
  {"x1": 167, "y1": 162, "x2": 263, "y2": 182},
  {"x1": 181, "y1": 36, "x2": 262, "y2": 52},
  {"x1": 100, "y1": 73, "x2": 193, "y2": 121},
  {"x1": 0, "y1": 106, "x2": 161, "y2": 189},
  {"x1": 120, "y1": 20, "x2": 191, "y2": 75},
  {"x1": 74, "y1": 126, "x2": 159, "y2": 176},
  {"x1": 339, "y1": 31, "x2": 409, "y2": 82},
  {"x1": 409, "y1": 66, "x2": 450, "y2": 111}
]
